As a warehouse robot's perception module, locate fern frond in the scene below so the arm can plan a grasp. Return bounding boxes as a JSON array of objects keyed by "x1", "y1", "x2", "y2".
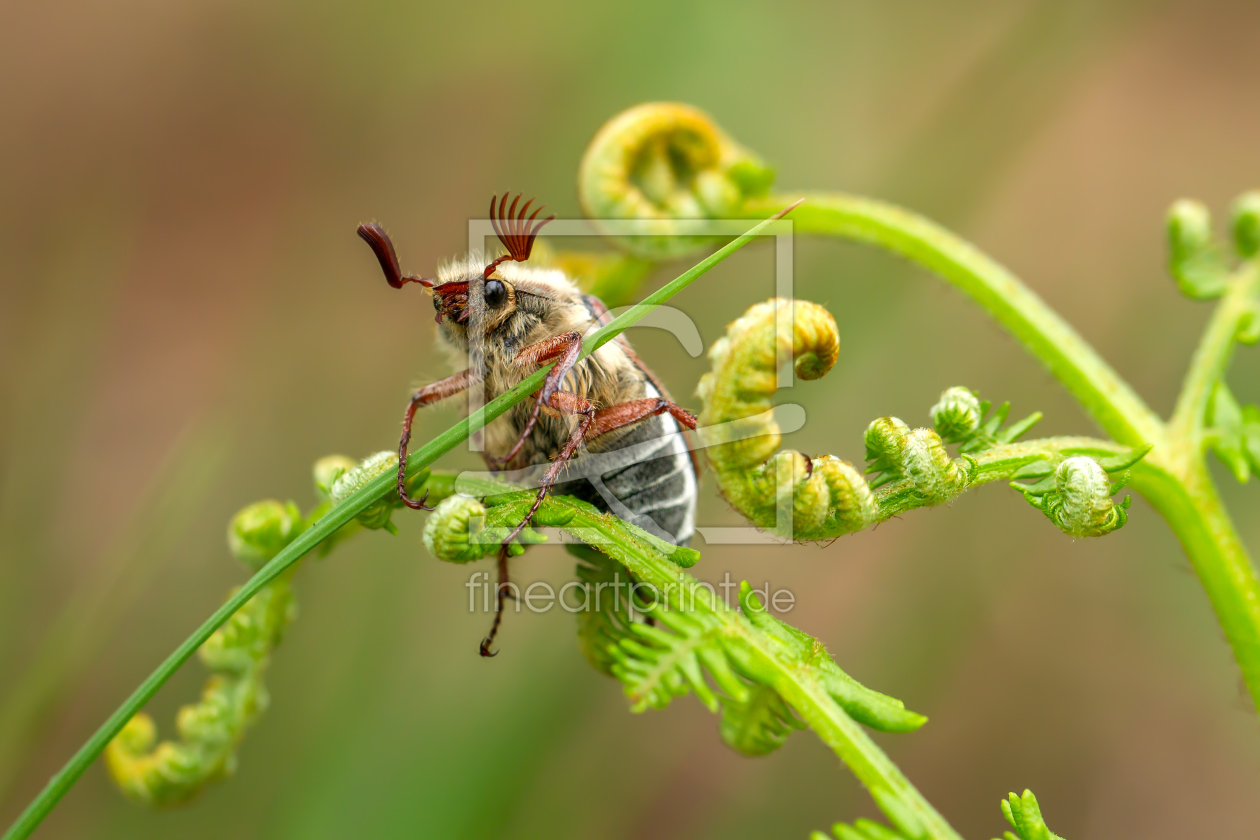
[
  {"x1": 609, "y1": 603, "x2": 734, "y2": 713},
  {"x1": 105, "y1": 532, "x2": 298, "y2": 806},
  {"x1": 736, "y1": 584, "x2": 926, "y2": 734},
  {"x1": 821, "y1": 818, "x2": 910, "y2": 840},
  {"x1": 572, "y1": 546, "x2": 636, "y2": 675},
  {"x1": 571, "y1": 546, "x2": 807, "y2": 754},
  {"x1": 719, "y1": 684, "x2": 803, "y2": 756},
  {"x1": 995, "y1": 790, "x2": 1063, "y2": 840},
  {"x1": 929, "y1": 387, "x2": 1042, "y2": 454}
]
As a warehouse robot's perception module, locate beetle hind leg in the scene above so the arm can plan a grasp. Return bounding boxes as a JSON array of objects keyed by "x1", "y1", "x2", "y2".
[
  {"x1": 499, "y1": 394, "x2": 697, "y2": 548},
  {"x1": 487, "y1": 394, "x2": 696, "y2": 658},
  {"x1": 500, "y1": 391, "x2": 597, "y2": 547},
  {"x1": 479, "y1": 546, "x2": 516, "y2": 657}
]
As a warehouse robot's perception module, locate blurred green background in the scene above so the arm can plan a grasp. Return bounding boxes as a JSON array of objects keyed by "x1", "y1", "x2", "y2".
[{"x1": 3, "y1": 1, "x2": 1260, "y2": 837}]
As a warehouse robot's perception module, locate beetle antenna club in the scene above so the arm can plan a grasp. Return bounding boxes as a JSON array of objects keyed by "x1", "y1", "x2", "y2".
[
  {"x1": 356, "y1": 222, "x2": 435, "y2": 290},
  {"x1": 484, "y1": 193, "x2": 554, "y2": 278}
]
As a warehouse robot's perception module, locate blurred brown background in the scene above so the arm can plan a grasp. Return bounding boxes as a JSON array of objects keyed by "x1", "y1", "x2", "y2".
[{"x1": 3, "y1": 1, "x2": 1260, "y2": 837}]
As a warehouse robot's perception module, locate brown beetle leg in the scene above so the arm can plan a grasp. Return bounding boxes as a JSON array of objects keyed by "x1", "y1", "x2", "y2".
[
  {"x1": 398, "y1": 370, "x2": 476, "y2": 510},
  {"x1": 488, "y1": 394, "x2": 696, "y2": 656},
  {"x1": 479, "y1": 545, "x2": 515, "y2": 657},
  {"x1": 491, "y1": 331, "x2": 585, "y2": 466},
  {"x1": 500, "y1": 394, "x2": 697, "y2": 547}
]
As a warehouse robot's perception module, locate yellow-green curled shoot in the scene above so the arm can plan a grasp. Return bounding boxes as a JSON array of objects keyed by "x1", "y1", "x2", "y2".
[{"x1": 697, "y1": 298, "x2": 878, "y2": 541}]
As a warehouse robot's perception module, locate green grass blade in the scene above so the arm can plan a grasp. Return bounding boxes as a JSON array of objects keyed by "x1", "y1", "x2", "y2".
[{"x1": 0, "y1": 419, "x2": 229, "y2": 806}]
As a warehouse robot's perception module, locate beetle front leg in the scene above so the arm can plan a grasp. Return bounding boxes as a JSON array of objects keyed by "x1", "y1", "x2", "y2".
[
  {"x1": 398, "y1": 369, "x2": 477, "y2": 509},
  {"x1": 492, "y1": 331, "x2": 585, "y2": 465}
]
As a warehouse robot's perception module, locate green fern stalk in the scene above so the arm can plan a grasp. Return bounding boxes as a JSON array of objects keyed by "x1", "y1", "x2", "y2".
[
  {"x1": 736, "y1": 192, "x2": 1260, "y2": 712},
  {"x1": 581, "y1": 101, "x2": 1260, "y2": 715}
]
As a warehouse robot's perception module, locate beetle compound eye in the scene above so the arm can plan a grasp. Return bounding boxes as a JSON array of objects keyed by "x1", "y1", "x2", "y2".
[{"x1": 484, "y1": 279, "x2": 508, "y2": 308}]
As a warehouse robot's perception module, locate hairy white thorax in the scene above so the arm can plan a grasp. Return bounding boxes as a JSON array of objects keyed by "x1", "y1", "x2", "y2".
[{"x1": 432, "y1": 254, "x2": 645, "y2": 469}]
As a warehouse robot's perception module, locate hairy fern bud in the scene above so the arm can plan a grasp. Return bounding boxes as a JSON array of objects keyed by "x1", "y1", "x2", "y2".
[
  {"x1": 1231, "y1": 190, "x2": 1260, "y2": 259},
  {"x1": 864, "y1": 417, "x2": 967, "y2": 504},
  {"x1": 930, "y1": 386, "x2": 983, "y2": 443},
  {"x1": 863, "y1": 417, "x2": 912, "y2": 475},
  {"x1": 227, "y1": 500, "x2": 305, "y2": 572},
  {"x1": 1018, "y1": 455, "x2": 1130, "y2": 538},
  {"x1": 1053, "y1": 456, "x2": 1127, "y2": 537},
  {"x1": 422, "y1": 494, "x2": 494, "y2": 563},
  {"x1": 312, "y1": 454, "x2": 356, "y2": 501},
  {"x1": 1167, "y1": 198, "x2": 1230, "y2": 299},
  {"x1": 330, "y1": 451, "x2": 401, "y2": 533},
  {"x1": 1168, "y1": 198, "x2": 1213, "y2": 253}
]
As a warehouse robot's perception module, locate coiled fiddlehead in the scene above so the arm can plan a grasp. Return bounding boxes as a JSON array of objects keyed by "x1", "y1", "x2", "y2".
[
  {"x1": 422, "y1": 492, "x2": 547, "y2": 562},
  {"x1": 1166, "y1": 199, "x2": 1233, "y2": 300},
  {"x1": 697, "y1": 298, "x2": 879, "y2": 540},
  {"x1": 929, "y1": 386, "x2": 1043, "y2": 453},
  {"x1": 105, "y1": 502, "x2": 302, "y2": 807},
  {"x1": 699, "y1": 299, "x2": 1142, "y2": 542},
  {"x1": 929, "y1": 386, "x2": 984, "y2": 442},
  {"x1": 698, "y1": 299, "x2": 963, "y2": 539},
  {"x1": 422, "y1": 494, "x2": 492, "y2": 563},
  {"x1": 1165, "y1": 191, "x2": 1260, "y2": 302},
  {"x1": 1013, "y1": 455, "x2": 1131, "y2": 538},
  {"x1": 328, "y1": 450, "x2": 407, "y2": 534},
  {"x1": 863, "y1": 417, "x2": 967, "y2": 504},
  {"x1": 105, "y1": 451, "x2": 433, "y2": 806},
  {"x1": 579, "y1": 102, "x2": 775, "y2": 259}
]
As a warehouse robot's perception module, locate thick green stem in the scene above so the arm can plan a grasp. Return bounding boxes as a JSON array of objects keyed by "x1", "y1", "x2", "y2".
[
  {"x1": 769, "y1": 677, "x2": 960, "y2": 840},
  {"x1": 741, "y1": 193, "x2": 1164, "y2": 448},
  {"x1": 1149, "y1": 262, "x2": 1260, "y2": 708},
  {"x1": 1170, "y1": 261, "x2": 1258, "y2": 443},
  {"x1": 1130, "y1": 460, "x2": 1260, "y2": 710},
  {"x1": 741, "y1": 192, "x2": 1260, "y2": 716},
  {"x1": 522, "y1": 495, "x2": 963, "y2": 840},
  {"x1": 963, "y1": 437, "x2": 1131, "y2": 485}
]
